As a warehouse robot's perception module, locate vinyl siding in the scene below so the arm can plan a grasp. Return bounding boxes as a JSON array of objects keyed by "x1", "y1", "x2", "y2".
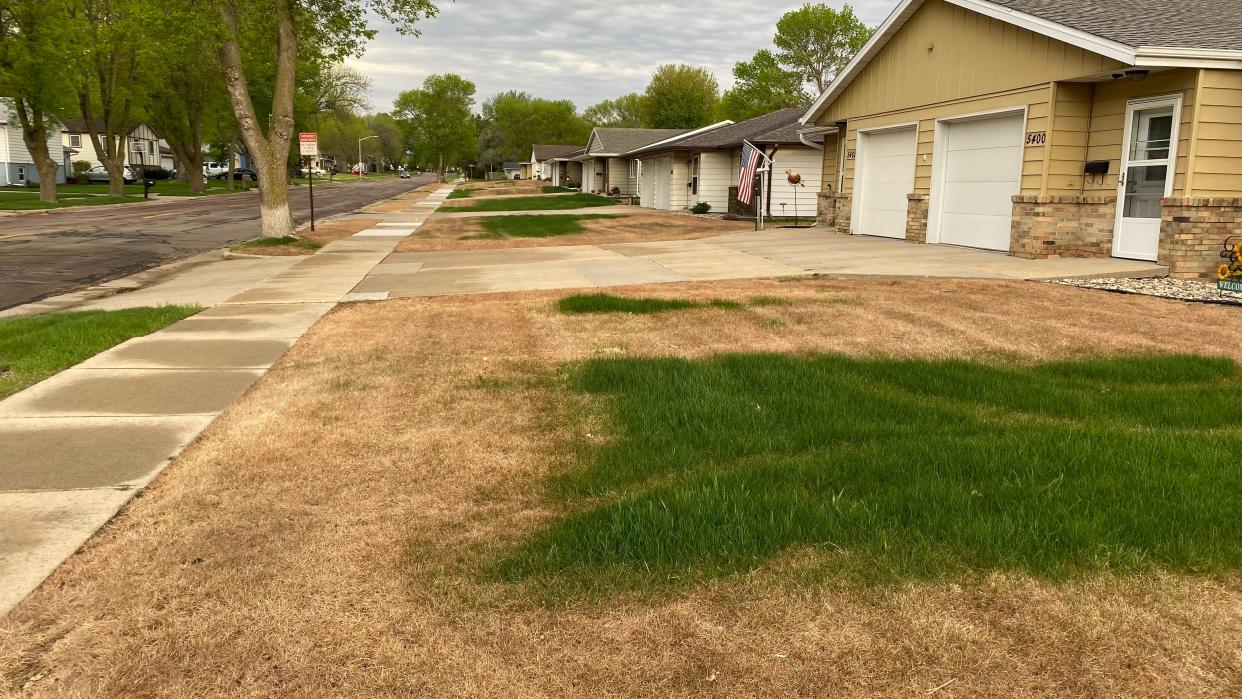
[
  {"x1": 769, "y1": 147, "x2": 823, "y2": 219},
  {"x1": 696, "y1": 151, "x2": 733, "y2": 211},
  {"x1": 1, "y1": 109, "x2": 66, "y2": 184},
  {"x1": 1082, "y1": 69, "x2": 1196, "y2": 197},
  {"x1": 1187, "y1": 69, "x2": 1242, "y2": 197},
  {"x1": 819, "y1": 0, "x2": 1123, "y2": 125},
  {"x1": 1043, "y1": 82, "x2": 1093, "y2": 195},
  {"x1": 606, "y1": 157, "x2": 634, "y2": 195}
]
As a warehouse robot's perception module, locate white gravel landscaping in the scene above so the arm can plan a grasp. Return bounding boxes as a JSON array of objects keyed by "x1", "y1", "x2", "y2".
[{"x1": 1051, "y1": 276, "x2": 1242, "y2": 306}]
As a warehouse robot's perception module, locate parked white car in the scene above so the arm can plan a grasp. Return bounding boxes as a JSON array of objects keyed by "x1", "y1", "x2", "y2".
[
  {"x1": 202, "y1": 162, "x2": 229, "y2": 178},
  {"x1": 84, "y1": 165, "x2": 136, "y2": 184},
  {"x1": 299, "y1": 166, "x2": 326, "y2": 177}
]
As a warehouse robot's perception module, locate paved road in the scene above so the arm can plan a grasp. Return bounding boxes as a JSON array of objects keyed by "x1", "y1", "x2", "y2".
[{"x1": 0, "y1": 175, "x2": 437, "y2": 311}]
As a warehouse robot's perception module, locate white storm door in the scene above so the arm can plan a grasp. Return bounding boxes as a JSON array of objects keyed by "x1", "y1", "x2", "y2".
[
  {"x1": 1113, "y1": 97, "x2": 1180, "y2": 261},
  {"x1": 855, "y1": 127, "x2": 916, "y2": 238}
]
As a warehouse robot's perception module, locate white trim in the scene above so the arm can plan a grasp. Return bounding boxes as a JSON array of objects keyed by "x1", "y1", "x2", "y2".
[
  {"x1": 850, "y1": 122, "x2": 919, "y2": 236},
  {"x1": 1112, "y1": 93, "x2": 1182, "y2": 261},
  {"x1": 800, "y1": 0, "x2": 1242, "y2": 127},
  {"x1": 926, "y1": 105, "x2": 1028, "y2": 247}
]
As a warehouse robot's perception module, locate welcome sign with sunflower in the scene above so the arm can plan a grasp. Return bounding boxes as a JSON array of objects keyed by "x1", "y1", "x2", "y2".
[{"x1": 1220, "y1": 237, "x2": 1242, "y2": 293}]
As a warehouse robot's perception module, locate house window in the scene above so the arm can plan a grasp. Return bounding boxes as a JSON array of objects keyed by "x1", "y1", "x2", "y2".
[
  {"x1": 16, "y1": 166, "x2": 26, "y2": 183},
  {"x1": 148, "y1": 141, "x2": 155, "y2": 156},
  {"x1": 69, "y1": 134, "x2": 81, "y2": 148},
  {"x1": 629, "y1": 160, "x2": 638, "y2": 179}
]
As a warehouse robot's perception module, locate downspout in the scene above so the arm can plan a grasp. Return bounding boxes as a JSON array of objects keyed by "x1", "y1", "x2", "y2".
[
  {"x1": 1, "y1": 120, "x2": 11, "y2": 186},
  {"x1": 765, "y1": 145, "x2": 780, "y2": 218}
]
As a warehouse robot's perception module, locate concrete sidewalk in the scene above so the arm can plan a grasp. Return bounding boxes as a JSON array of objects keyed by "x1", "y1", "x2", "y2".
[
  {"x1": 0, "y1": 186, "x2": 454, "y2": 614},
  {"x1": 432, "y1": 205, "x2": 642, "y2": 219},
  {"x1": 351, "y1": 227, "x2": 1168, "y2": 299}
]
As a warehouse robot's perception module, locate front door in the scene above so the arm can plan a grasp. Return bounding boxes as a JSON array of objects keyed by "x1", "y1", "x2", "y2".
[{"x1": 1113, "y1": 96, "x2": 1180, "y2": 261}]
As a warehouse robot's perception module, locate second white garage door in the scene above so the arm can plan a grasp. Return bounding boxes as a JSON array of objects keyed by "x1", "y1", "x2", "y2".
[
  {"x1": 855, "y1": 127, "x2": 917, "y2": 238},
  {"x1": 935, "y1": 112, "x2": 1025, "y2": 251}
]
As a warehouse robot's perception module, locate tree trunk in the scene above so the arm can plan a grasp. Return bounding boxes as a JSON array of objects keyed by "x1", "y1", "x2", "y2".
[
  {"x1": 13, "y1": 99, "x2": 58, "y2": 204},
  {"x1": 216, "y1": 0, "x2": 298, "y2": 238},
  {"x1": 437, "y1": 151, "x2": 445, "y2": 183}
]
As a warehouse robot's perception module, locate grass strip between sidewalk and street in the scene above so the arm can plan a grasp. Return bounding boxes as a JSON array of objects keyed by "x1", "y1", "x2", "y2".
[
  {"x1": 447, "y1": 193, "x2": 615, "y2": 212},
  {"x1": 0, "y1": 306, "x2": 201, "y2": 399}
]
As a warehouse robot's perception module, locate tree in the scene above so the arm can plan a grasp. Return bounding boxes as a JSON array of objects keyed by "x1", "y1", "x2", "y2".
[
  {"x1": 365, "y1": 113, "x2": 403, "y2": 169},
  {"x1": 480, "y1": 91, "x2": 590, "y2": 162},
  {"x1": 582, "y1": 93, "x2": 645, "y2": 128},
  {"x1": 640, "y1": 64, "x2": 720, "y2": 130},
  {"x1": 393, "y1": 73, "x2": 477, "y2": 182},
  {"x1": 213, "y1": 0, "x2": 438, "y2": 238},
  {"x1": 69, "y1": 0, "x2": 152, "y2": 197},
  {"x1": 721, "y1": 50, "x2": 810, "y2": 121},
  {"x1": 307, "y1": 65, "x2": 372, "y2": 121},
  {"x1": 0, "y1": 0, "x2": 76, "y2": 203},
  {"x1": 773, "y1": 3, "x2": 872, "y2": 94}
]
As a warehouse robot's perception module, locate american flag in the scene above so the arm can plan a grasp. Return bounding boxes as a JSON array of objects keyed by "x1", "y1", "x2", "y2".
[{"x1": 737, "y1": 141, "x2": 762, "y2": 205}]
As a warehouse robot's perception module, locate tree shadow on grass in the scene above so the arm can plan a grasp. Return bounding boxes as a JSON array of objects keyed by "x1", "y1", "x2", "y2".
[{"x1": 494, "y1": 353, "x2": 1242, "y2": 596}]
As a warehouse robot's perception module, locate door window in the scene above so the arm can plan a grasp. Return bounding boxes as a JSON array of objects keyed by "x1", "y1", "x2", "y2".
[{"x1": 1122, "y1": 105, "x2": 1176, "y2": 220}]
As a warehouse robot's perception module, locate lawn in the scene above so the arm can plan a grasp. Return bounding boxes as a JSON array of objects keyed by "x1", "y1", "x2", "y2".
[
  {"x1": 0, "y1": 181, "x2": 246, "y2": 209},
  {"x1": 0, "y1": 190, "x2": 144, "y2": 210},
  {"x1": 6, "y1": 278, "x2": 1242, "y2": 696},
  {"x1": 466, "y1": 214, "x2": 622, "y2": 239},
  {"x1": 542, "y1": 185, "x2": 576, "y2": 194},
  {"x1": 499, "y1": 352, "x2": 1242, "y2": 595},
  {"x1": 557, "y1": 293, "x2": 743, "y2": 313},
  {"x1": 445, "y1": 192, "x2": 614, "y2": 212},
  {"x1": 0, "y1": 306, "x2": 201, "y2": 399}
]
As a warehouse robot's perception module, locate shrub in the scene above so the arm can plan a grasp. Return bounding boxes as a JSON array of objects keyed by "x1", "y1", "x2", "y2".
[{"x1": 690, "y1": 202, "x2": 712, "y2": 215}]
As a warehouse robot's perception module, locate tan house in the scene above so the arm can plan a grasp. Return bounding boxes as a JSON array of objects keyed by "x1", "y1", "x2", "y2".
[{"x1": 803, "y1": 0, "x2": 1242, "y2": 278}]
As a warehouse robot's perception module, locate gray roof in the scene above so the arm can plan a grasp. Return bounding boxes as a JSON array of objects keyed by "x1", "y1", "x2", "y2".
[
  {"x1": 988, "y1": 0, "x2": 1241, "y2": 51},
  {"x1": 753, "y1": 121, "x2": 825, "y2": 146},
  {"x1": 532, "y1": 144, "x2": 582, "y2": 160},
  {"x1": 588, "y1": 128, "x2": 689, "y2": 156},
  {"x1": 627, "y1": 109, "x2": 806, "y2": 156}
]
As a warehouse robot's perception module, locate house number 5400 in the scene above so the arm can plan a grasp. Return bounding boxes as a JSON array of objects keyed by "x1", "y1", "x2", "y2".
[{"x1": 1025, "y1": 131, "x2": 1047, "y2": 145}]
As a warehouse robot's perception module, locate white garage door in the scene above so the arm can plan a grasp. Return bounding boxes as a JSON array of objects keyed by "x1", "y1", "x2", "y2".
[
  {"x1": 936, "y1": 113, "x2": 1025, "y2": 251},
  {"x1": 856, "y1": 127, "x2": 916, "y2": 238}
]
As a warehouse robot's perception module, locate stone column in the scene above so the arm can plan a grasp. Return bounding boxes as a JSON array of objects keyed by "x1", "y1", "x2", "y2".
[{"x1": 906, "y1": 194, "x2": 929, "y2": 244}]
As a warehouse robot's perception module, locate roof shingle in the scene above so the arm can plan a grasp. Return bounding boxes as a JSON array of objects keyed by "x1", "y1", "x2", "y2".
[
  {"x1": 626, "y1": 108, "x2": 807, "y2": 156},
  {"x1": 987, "y1": 0, "x2": 1241, "y2": 51}
]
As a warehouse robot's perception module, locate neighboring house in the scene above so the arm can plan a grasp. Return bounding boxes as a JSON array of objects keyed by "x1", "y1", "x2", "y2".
[
  {"x1": 625, "y1": 108, "x2": 823, "y2": 217},
  {"x1": 802, "y1": 0, "x2": 1242, "y2": 278},
  {"x1": 530, "y1": 144, "x2": 581, "y2": 180},
  {"x1": 502, "y1": 161, "x2": 524, "y2": 179},
  {"x1": 547, "y1": 147, "x2": 585, "y2": 188},
  {"x1": 159, "y1": 145, "x2": 176, "y2": 173},
  {"x1": 61, "y1": 118, "x2": 163, "y2": 172},
  {"x1": 0, "y1": 102, "x2": 66, "y2": 186},
  {"x1": 576, "y1": 128, "x2": 690, "y2": 195}
]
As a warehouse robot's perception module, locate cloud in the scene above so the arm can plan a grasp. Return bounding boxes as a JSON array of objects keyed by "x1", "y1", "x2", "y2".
[{"x1": 346, "y1": 0, "x2": 896, "y2": 112}]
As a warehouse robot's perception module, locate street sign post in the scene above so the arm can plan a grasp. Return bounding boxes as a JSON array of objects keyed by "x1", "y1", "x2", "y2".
[{"x1": 299, "y1": 133, "x2": 318, "y2": 232}]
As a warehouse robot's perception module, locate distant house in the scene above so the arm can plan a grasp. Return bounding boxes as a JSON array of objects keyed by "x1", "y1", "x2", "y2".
[
  {"x1": 61, "y1": 118, "x2": 164, "y2": 172},
  {"x1": 576, "y1": 128, "x2": 691, "y2": 195},
  {"x1": 530, "y1": 144, "x2": 581, "y2": 180},
  {"x1": 624, "y1": 108, "x2": 823, "y2": 217},
  {"x1": 502, "y1": 161, "x2": 524, "y2": 179},
  {"x1": 0, "y1": 102, "x2": 66, "y2": 185},
  {"x1": 547, "y1": 147, "x2": 585, "y2": 188}
]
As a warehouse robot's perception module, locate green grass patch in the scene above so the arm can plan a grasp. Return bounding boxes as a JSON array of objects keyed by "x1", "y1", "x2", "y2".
[
  {"x1": 556, "y1": 294, "x2": 744, "y2": 315},
  {"x1": 0, "y1": 306, "x2": 201, "y2": 398},
  {"x1": 476, "y1": 214, "x2": 621, "y2": 239},
  {"x1": 0, "y1": 191, "x2": 146, "y2": 210},
  {"x1": 542, "y1": 186, "x2": 576, "y2": 194},
  {"x1": 449, "y1": 193, "x2": 614, "y2": 213},
  {"x1": 496, "y1": 353, "x2": 1242, "y2": 596},
  {"x1": 749, "y1": 296, "x2": 795, "y2": 307},
  {"x1": 447, "y1": 188, "x2": 473, "y2": 199},
  {"x1": 232, "y1": 236, "x2": 323, "y2": 252}
]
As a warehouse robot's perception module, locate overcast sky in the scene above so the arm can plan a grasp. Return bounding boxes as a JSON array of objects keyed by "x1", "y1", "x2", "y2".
[{"x1": 346, "y1": 0, "x2": 896, "y2": 113}]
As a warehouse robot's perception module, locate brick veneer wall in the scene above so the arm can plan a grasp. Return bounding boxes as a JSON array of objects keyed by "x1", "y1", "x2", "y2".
[
  {"x1": 835, "y1": 195, "x2": 852, "y2": 234},
  {"x1": 906, "y1": 194, "x2": 929, "y2": 244},
  {"x1": 728, "y1": 186, "x2": 755, "y2": 217},
  {"x1": 1010, "y1": 195, "x2": 1116, "y2": 259},
  {"x1": 1159, "y1": 197, "x2": 1242, "y2": 279},
  {"x1": 816, "y1": 193, "x2": 852, "y2": 234}
]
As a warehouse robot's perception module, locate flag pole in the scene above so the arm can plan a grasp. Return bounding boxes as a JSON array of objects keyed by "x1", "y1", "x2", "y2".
[{"x1": 743, "y1": 140, "x2": 773, "y2": 232}]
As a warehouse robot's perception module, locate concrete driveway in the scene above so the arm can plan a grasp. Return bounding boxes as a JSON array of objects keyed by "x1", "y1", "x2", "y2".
[{"x1": 350, "y1": 228, "x2": 1168, "y2": 299}]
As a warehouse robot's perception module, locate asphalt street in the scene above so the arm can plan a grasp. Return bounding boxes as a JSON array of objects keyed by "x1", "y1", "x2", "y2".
[{"x1": 0, "y1": 174, "x2": 437, "y2": 311}]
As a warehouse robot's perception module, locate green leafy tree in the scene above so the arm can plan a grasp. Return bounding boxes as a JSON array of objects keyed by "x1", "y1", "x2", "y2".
[
  {"x1": 365, "y1": 113, "x2": 404, "y2": 169},
  {"x1": 0, "y1": 0, "x2": 76, "y2": 202},
  {"x1": 213, "y1": 0, "x2": 438, "y2": 237},
  {"x1": 773, "y1": 3, "x2": 872, "y2": 94},
  {"x1": 582, "y1": 93, "x2": 645, "y2": 128},
  {"x1": 393, "y1": 73, "x2": 477, "y2": 182},
  {"x1": 480, "y1": 91, "x2": 590, "y2": 162},
  {"x1": 721, "y1": 50, "x2": 809, "y2": 121},
  {"x1": 68, "y1": 0, "x2": 153, "y2": 197},
  {"x1": 640, "y1": 64, "x2": 721, "y2": 129}
]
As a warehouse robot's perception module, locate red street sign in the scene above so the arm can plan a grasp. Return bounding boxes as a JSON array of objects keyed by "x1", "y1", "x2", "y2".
[{"x1": 299, "y1": 132, "x2": 318, "y2": 157}]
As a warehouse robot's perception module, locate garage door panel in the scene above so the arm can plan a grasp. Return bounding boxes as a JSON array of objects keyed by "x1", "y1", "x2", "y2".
[
  {"x1": 935, "y1": 113, "x2": 1024, "y2": 251},
  {"x1": 857, "y1": 127, "x2": 916, "y2": 239},
  {"x1": 943, "y1": 147, "x2": 1023, "y2": 183},
  {"x1": 941, "y1": 180, "x2": 1020, "y2": 217},
  {"x1": 940, "y1": 212, "x2": 1013, "y2": 249}
]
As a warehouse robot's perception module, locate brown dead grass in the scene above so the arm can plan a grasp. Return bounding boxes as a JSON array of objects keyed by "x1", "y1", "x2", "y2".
[
  {"x1": 4, "y1": 278, "x2": 1242, "y2": 697},
  {"x1": 358, "y1": 183, "x2": 439, "y2": 214},
  {"x1": 234, "y1": 218, "x2": 383, "y2": 256},
  {"x1": 395, "y1": 212, "x2": 754, "y2": 252}
]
